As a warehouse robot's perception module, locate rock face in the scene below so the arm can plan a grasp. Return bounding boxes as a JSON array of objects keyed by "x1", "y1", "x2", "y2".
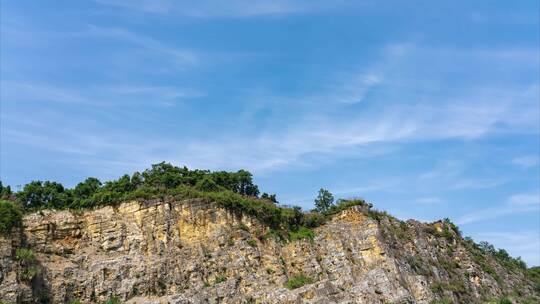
[{"x1": 0, "y1": 199, "x2": 537, "y2": 303}]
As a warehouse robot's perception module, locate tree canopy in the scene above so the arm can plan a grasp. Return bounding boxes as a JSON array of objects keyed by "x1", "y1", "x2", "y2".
[
  {"x1": 314, "y1": 188, "x2": 334, "y2": 213},
  {"x1": 8, "y1": 162, "x2": 261, "y2": 210}
]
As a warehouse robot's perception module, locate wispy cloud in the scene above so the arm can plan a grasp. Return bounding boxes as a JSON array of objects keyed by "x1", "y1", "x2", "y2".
[
  {"x1": 93, "y1": 0, "x2": 317, "y2": 17},
  {"x1": 456, "y1": 192, "x2": 540, "y2": 225},
  {"x1": 85, "y1": 25, "x2": 199, "y2": 70},
  {"x1": 512, "y1": 156, "x2": 539, "y2": 168},
  {"x1": 1, "y1": 81, "x2": 202, "y2": 107}
]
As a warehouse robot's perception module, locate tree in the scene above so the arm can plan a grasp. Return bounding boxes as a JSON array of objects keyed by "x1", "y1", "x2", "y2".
[
  {"x1": 71, "y1": 178, "x2": 102, "y2": 208},
  {"x1": 261, "y1": 193, "x2": 278, "y2": 204},
  {"x1": 17, "y1": 181, "x2": 70, "y2": 210},
  {"x1": 195, "y1": 177, "x2": 220, "y2": 192},
  {"x1": 0, "y1": 181, "x2": 12, "y2": 199},
  {"x1": 73, "y1": 178, "x2": 102, "y2": 199},
  {"x1": 234, "y1": 170, "x2": 259, "y2": 197},
  {"x1": 0, "y1": 200, "x2": 22, "y2": 235},
  {"x1": 314, "y1": 188, "x2": 334, "y2": 213}
]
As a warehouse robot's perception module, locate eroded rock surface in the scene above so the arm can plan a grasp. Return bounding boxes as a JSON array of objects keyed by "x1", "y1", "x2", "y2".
[{"x1": 0, "y1": 199, "x2": 537, "y2": 303}]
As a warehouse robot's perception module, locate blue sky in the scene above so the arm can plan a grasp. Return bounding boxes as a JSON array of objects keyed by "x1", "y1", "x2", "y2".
[{"x1": 1, "y1": 1, "x2": 539, "y2": 265}]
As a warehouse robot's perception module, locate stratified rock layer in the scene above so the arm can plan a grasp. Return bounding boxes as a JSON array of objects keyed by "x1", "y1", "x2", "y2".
[{"x1": 0, "y1": 199, "x2": 537, "y2": 303}]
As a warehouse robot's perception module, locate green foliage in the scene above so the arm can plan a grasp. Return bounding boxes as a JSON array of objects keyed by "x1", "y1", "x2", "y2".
[
  {"x1": 366, "y1": 209, "x2": 390, "y2": 222},
  {"x1": 302, "y1": 212, "x2": 326, "y2": 228},
  {"x1": 247, "y1": 239, "x2": 257, "y2": 247},
  {"x1": 71, "y1": 177, "x2": 102, "y2": 208},
  {"x1": 19, "y1": 265, "x2": 39, "y2": 281},
  {"x1": 261, "y1": 193, "x2": 278, "y2": 204},
  {"x1": 15, "y1": 248, "x2": 36, "y2": 264},
  {"x1": 103, "y1": 296, "x2": 122, "y2": 304},
  {"x1": 284, "y1": 273, "x2": 313, "y2": 290},
  {"x1": 68, "y1": 300, "x2": 83, "y2": 304},
  {"x1": 0, "y1": 200, "x2": 22, "y2": 235},
  {"x1": 17, "y1": 181, "x2": 71, "y2": 210},
  {"x1": 497, "y1": 298, "x2": 512, "y2": 304},
  {"x1": 527, "y1": 266, "x2": 540, "y2": 292},
  {"x1": 195, "y1": 177, "x2": 220, "y2": 192},
  {"x1": 13, "y1": 163, "x2": 261, "y2": 211},
  {"x1": 289, "y1": 226, "x2": 315, "y2": 242},
  {"x1": 323, "y1": 198, "x2": 368, "y2": 216},
  {"x1": 314, "y1": 188, "x2": 334, "y2": 213},
  {"x1": 0, "y1": 181, "x2": 12, "y2": 199},
  {"x1": 213, "y1": 275, "x2": 227, "y2": 284},
  {"x1": 15, "y1": 248, "x2": 38, "y2": 282},
  {"x1": 429, "y1": 298, "x2": 453, "y2": 304}
]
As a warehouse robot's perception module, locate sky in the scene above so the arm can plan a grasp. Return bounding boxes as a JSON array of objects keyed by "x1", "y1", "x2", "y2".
[{"x1": 0, "y1": 1, "x2": 539, "y2": 265}]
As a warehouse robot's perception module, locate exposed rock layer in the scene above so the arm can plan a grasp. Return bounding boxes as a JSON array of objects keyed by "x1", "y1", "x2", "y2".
[{"x1": 0, "y1": 199, "x2": 537, "y2": 303}]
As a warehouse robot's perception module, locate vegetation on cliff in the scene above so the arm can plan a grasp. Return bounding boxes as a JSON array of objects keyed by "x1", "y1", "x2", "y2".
[
  {"x1": 0, "y1": 200, "x2": 22, "y2": 235},
  {"x1": 0, "y1": 162, "x2": 366, "y2": 241},
  {"x1": 0, "y1": 162, "x2": 536, "y2": 280}
]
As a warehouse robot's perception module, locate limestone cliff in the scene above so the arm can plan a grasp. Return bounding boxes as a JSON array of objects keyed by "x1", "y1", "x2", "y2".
[{"x1": 0, "y1": 199, "x2": 538, "y2": 303}]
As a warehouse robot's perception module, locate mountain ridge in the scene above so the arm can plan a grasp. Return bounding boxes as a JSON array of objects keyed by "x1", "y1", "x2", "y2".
[{"x1": 1, "y1": 197, "x2": 538, "y2": 303}]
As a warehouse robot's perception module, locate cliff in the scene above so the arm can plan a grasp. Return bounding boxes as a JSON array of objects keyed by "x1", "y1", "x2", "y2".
[{"x1": 0, "y1": 199, "x2": 538, "y2": 304}]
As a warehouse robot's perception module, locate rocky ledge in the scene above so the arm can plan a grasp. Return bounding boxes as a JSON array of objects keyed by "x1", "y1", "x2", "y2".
[{"x1": 0, "y1": 199, "x2": 538, "y2": 303}]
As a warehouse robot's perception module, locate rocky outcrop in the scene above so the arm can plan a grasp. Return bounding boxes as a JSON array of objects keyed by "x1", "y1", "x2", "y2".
[{"x1": 0, "y1": 199, "x2": 537, "y2": 303}]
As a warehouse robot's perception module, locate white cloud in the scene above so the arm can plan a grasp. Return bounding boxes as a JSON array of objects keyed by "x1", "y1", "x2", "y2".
[
  {"x1": 93, "y1": 0, "x2": 320, "y2": 17},
  {"x1": 85, "y1": 26, "x2": 199, "y2": 70},
  {"x1": 456, "y1": 192, "x2": 539, "y2": 225},
  {"x1": 512, "y1": 156, "x2": 539, "y2": 168}
]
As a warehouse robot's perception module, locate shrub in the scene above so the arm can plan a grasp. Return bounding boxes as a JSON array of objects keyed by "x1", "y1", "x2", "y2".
[
  {"x1": 284, "y1": 273, "x2": 313, "y2": 290},
  {"x1": 497, "y1": 298, "x2": 512, "y2": 304},
  {"x1": 15, "y1": 248, "x2": 36, "y2": 264},
  {"x1": 247, "y1": 239, "x2": 257, "y2": 247},
  {"x1": 302, "y1": 212, "x2": 326, "y2": 228},
  {"x1": 104, "y1": 296, "x2": 121, "y2": 304},
  {"x1": 289, "y1": 227, "x2": 315, "y2": 242},
  {"x1": 19, "y1": 265, "x2": 39, "y2": 281},
  {"x1": 214, "y1": 275, "x2": 227, "y2": 284},
  {"x1": 195, "y1": 177, "x2": 220, "y2": 192},
  {"x1": 430, "y1": 298, "x2": 452, "y2": 304},
  {"x1": 0, "y1": 200, "x2": 22, "y2": 235}
]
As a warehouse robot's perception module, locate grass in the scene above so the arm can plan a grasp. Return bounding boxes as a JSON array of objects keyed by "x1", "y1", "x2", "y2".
[
  {"x1": 103, "y1": 296, "x2": 122, "y2": 304},
  {"x1": 284, "y1": 273, "x2": 313, "y2": 290},
  {"x1": 15, "y1": 248, "x2": 36, "y2": 264},
  {"x1": 214, "y1": 275, "x2": 227, "y2": 285},
  {"x1": 19, "y1": 265, "x2": 39, "y2": 281},
  {"x1": 289, "y1": 227, "x2": 315, "y2": 242}
]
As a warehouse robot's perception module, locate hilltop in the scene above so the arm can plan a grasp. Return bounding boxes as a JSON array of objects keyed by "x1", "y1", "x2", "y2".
[{"x1": 0, "y1": 163, "x2": 538, "y2": 303}]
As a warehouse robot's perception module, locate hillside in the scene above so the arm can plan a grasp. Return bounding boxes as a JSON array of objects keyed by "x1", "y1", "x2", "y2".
[{"x1": 0, "y1": 164, "x2": 538, "y2": 303}]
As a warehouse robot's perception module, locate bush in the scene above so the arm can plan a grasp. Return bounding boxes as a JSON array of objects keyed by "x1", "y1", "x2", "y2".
[
  {"x1": 284, "y1": 273, "x2": 313, "y2": 290},
  {"x1": 104, "y1": 296, "x2": 121, "y2": 304},
  {"x1": 0, "y1": 200, "x2": 22, "y2": 235},
  {"x1": 430, "y1": 298, "x2": 452, "y2": 304},
  {"x1": 214, "y1": 275, "x2": 227, "y2": 284},
  {"x1": 15, "y1": 248, "x2": 36, "y2": 264},
  {"x1": 19, "y1": 265, "x2": 39, "y2": 281},
  {"x1": 289, "y1": 227, "x2": 315, "y2": 242}
]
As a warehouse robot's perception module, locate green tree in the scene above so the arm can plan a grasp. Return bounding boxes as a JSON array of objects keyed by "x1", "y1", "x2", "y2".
[
  {"x1": 261, "y1": 193, "x2": 278, "y2": 204},
  {"x1": 0, "y1": 200, "x2": 23, "y2": 235},
  {"x1": 70, "y1": 177, "x2": 102, "y2": 208},
  {"x1": 314, "y1": 188, "x2": 334, "y2": 213},
  {"x1": 17, "y1": 181, "x2": 70, "y2": 210},
  {"x1": 0, "y1": 181, "x2": 12, "y2": 199},
  {"x1": 195, "y1": 177, "x2": 220, "y2": 192}
]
